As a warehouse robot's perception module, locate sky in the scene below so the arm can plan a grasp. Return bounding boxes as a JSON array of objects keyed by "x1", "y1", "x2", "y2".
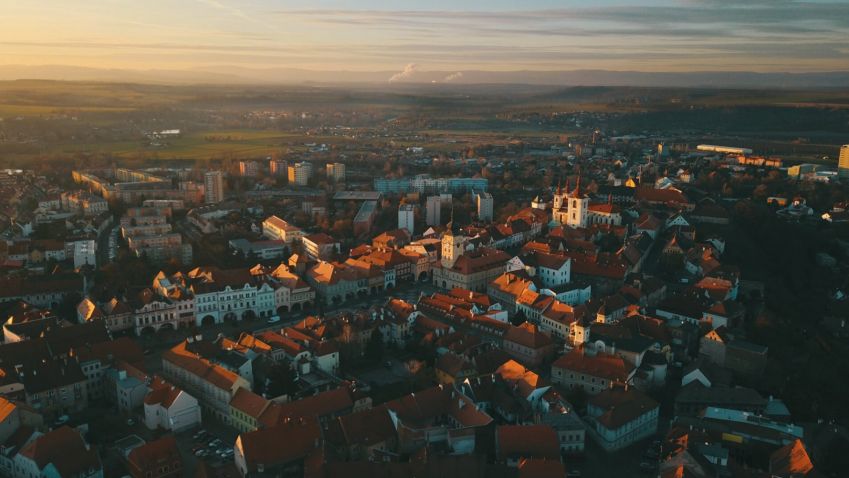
[{"x1": 1, "y1": 0, "x2": 848, "y2": 75}]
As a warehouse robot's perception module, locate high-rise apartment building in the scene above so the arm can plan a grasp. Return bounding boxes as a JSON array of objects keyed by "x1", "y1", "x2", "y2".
[
  {"x1": 204, "y1": 171, "x2": 224, "y2": 204},
  {"x1": 288, "y1": 162, "x2": 314, "y2": 186},
  {"x1": 398, "y1": 204, "x2": 415, "y2": 236},
  {"x1": 326, "y1": 162, "x2": 346, "y2": 182}
]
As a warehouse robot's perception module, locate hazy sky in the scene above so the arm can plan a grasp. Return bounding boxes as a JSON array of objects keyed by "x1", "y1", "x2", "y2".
[{"x1": 2, "y1": 0, "x2": 848, "y2": 73}]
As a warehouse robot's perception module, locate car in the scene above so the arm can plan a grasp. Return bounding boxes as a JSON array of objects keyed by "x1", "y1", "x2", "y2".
[
  {"x1": 192, "y1": 445, "x2": 204, "y2": 453},
  {"x1": 126, "y1": 418, "x2": 135, "y2": 426},
  {"x1": 194, "y1": 450, "x2": 207, "y2": 457},
  {"x1": 384, "y1": 361, "x2": 392, "y2": 369},
  {"x1": 266, "y1": 315, "x2": 281, "y2": 324},
  {"x1": 55, "y1": 415, "x2": 70, "y2": 425}
]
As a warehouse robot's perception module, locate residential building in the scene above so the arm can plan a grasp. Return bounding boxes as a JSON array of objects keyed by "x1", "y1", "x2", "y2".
[
  {"x1": 269, "y1": 159, "x2": 287, "y2": 176},
  {"x1": 326, "y1": 162, "x2": 346, "y2": 182},
  {"x1": 476, "y1": 192, "x2": 494, "y2": 222},
  {"x1": 433, "y1": 247, "x2": 510, "y2": 293},
  {"x1": 426, "y1": 195, "x2": 442, "y2": 226},
  {"x1": 503, "y1": 322, "x2": 555, "y2": 368},
  {"x1": 287, "y1": 161, "x2": 313, "y2": 186},
  {"x1": 204, "y1": 171, "x2": 225, "y2": 204},
  {"x1": 143, "y1": 377, "x2": 202, "y2": 432},
  {"x1": 551, "y1": 348, "x2": 635, "y2": 394},
  {"x1": 302, "y1": 233, "x2": 341, "y2": 261},
  {"x1": 127, "y1": 435, "x2": 184, "y2": 478},
  {"x1": 496, "y1": 425, "x2": 561, "y2": 467},
  {"x1": 239, "y1": 161, "x2": 260, "y2": 177},
  {"x1": 161, "y1": 338, "x2": 250, "y2": 423},
  {"x1": 586, "y1": 386, "x2": 659, "y2": 451},
  {"x1": 398, "y1": 203, "x2": 415, "y2": 235},
  {"x1": 14, "y1": 427, "x2": 102, "y2": 478},
  {"x1": 267, "y1": 264, "x2": 315, "y2": 314},
  {"x1": 234, "y1": 417, "x2": 322, "y2": 477}
]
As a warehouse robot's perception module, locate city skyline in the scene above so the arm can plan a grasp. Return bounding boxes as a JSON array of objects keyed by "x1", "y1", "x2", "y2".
[{"x1": 2, "y1": 0, "x2": 849, "y2": 82}]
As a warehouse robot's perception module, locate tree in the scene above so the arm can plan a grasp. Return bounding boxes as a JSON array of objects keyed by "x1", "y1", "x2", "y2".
[
  {"x1": 365, "y1": 329, "x2": 385, "y2": 361},
  {"x1": 264, "y1": 361, "x2": 298, "y2": 398}
]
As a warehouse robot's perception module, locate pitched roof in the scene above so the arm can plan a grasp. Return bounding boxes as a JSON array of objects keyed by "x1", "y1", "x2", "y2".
[
  {"x1": 496, "y1": 425, "x2": 560, "y2": 461},
  {"x1": 144, "y1": 377, "x2": 185, "y2": 408},
  {"x1": 504, "y1": 323, "x2": 553, "y2": 350},
  {"x1": 162, "y1": 341, "x2": 243, "y2": 391},
  {"x1": 552, "y1": 348, "x2": 634, "y2": 383},
  {"x1": 259, "y1": 386, "x2": 354, "y2": 428},
  {"x1": 325, "y1": 406, "x2": 397, "y2": 448},
  {"x1": 128, "y1": 435, "x2": 182, "y2": 473},
  {"x1": 237, "y1": 417, "x2": 320, "y2": 471},
  {"x1": 229, "y1": 387, "x2": 270, "y2": 419},
  {"x1": 770, "y1": 439, "x2": 814, "y2": 477},
  {"x1": 589, "y1": 387, "x2": 659, "y2": 431},
  {"x1": 18, "y1": 426, "x2": 101, "y2": 477}
]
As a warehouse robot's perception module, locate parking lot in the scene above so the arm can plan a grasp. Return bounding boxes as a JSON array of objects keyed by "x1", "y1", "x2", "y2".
[{"x1": 171, "y1": 420, "x2": 239, "y2": 475}]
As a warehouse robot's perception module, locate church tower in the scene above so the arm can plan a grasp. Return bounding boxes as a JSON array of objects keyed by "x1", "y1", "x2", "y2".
[
  {"x1": 441, "y1": 209, "x2": 465, "y2": 268},
  {"x1": 565, "y1": 176, "x2": 589, "y2": 229},
  {"x1": 552, "y1": 180, "x2": 564, "y2": 210}
]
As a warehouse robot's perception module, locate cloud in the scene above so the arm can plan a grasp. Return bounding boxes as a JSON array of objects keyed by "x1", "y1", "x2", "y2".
[
  {"x1": 443, "y1": 72, "x2": 463, "y2": 82},
  {"x1": 388, "y1": 63, "x2": 419, "y2": 82}
]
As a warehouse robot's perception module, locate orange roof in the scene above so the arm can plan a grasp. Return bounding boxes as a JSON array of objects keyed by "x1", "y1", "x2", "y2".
[
  {"x1": 162, "y1": 341, "x2": 242, "y2": 391},
  {"x1": 770, "y1": 439, "x2": 814, "y2": 476},
  {"x1": 552, "y1": 348, "x2": 633, "y2": 382},
  {"x1": 0, "y1": 396, "x2": 17, "y2": 422},
  {"x1": 504, "y1": 323, "x2": 553, "y2": 350},
  {"x1": 229, "y1": 387, "x2": 270, "y2": 419}
]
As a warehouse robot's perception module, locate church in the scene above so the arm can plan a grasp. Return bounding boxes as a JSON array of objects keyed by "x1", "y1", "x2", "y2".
[{"x1": 551, "y1": 177, "x2": 623, "y2": 228}]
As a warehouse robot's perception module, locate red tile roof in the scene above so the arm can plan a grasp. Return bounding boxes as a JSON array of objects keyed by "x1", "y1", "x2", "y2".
[
  {"x1": 552, "y1": 348, "x2": 633, "y2": 383},
  {"x1": 496, "y1": 425, "x2": 560, "y2": 461},
  {"x1": 18, "y1": 426, "x2": 101, "y2": 477},
  {"x1": 128, "y1": 435, "x2": 183, "y2": 475}
]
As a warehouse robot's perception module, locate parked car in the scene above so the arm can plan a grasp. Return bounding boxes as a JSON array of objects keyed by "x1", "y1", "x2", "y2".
[{"x1": 266, "y1": 315, "x2": 281, "y2": 324}]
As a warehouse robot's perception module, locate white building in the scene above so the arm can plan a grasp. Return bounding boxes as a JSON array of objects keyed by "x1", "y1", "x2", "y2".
[
  {"x1": 143, "y1": 378, "x2": 202, "y2": 432},
  {"x1": 262, "y1": 215, "x2": 304, "y2": 243},
  {"x1": 398, "y1": 203, "x2": 415, "y2": 236},
  {"x1": 326, "y1": 162, "x2": 346, "y2": 182},
  {"x1": 204, "y1": 171, "x2": 225, "y2": 204},
  {"x1": 476, "y1": 192, "x2": 494, "y2": 222},
  {"x1": 73, "y1": 239, "x2": 97, "y2": 268},
  {"x1": 288, "y1": 162, "x2": 313, "y2": 186},
  {"x1": 552, "y1": 179, "x2": 590, "y2": 229}
]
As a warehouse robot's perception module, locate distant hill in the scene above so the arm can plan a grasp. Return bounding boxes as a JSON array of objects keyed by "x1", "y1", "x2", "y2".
[{"x1": 1, "y1": 64, "x2": 848, "y2": 88}]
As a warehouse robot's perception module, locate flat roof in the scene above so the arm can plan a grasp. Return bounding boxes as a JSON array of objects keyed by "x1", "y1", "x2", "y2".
[{"x1": 334, "y1": 191, "x2": 382, "y2": 201}]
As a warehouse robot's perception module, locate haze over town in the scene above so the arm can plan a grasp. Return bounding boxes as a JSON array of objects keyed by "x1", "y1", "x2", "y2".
[{"x1": 0, "y1": 2, "x2": 847, "y2": 478}]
